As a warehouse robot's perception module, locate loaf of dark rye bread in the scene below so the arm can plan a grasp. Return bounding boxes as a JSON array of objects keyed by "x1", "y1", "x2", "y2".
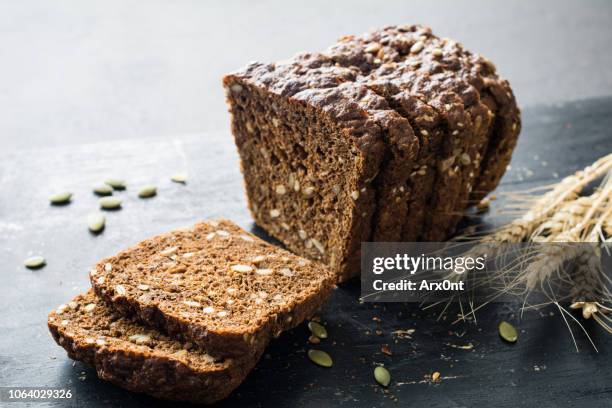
[
  {"x1": 48, "y1": 291, "x2": 260, "y2": 404},
  {"x1": 223, "y1": 24, "x2": 521, "y2": 281},
  {"x1": 90, "y1": 219, "x2": 335, "y2": 358}
]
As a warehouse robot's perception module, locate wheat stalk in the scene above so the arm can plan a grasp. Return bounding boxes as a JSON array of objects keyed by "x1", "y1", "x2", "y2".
[
  {"x1": 464, "y1": 154, "x2": 612, "y2": 260},
  {"x1": 446, "y1": 154, "x2": 612, "y2": 332}
]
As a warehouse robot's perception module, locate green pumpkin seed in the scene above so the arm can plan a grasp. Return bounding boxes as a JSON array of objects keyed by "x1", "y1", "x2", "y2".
[
  {"x1": 24, "y1": 256, "x2": 46, "y2": 269},
  {"x1": 374, "y1": 366, "x2": 391, "y2": 387},
  {"x1": 49, "y1": 192, "x2": 72, "y2": 205},
  {"x1": 498, "y1": 321, "x2": 518, "y2": 343},
  {"x1": 99, "y1": 196, "x2": 122, "y2": 209},
  {"x1": 171, "y1": 173, "x2": 187, "y2": 184},
  {"x1": 87, "y1": 212, "x2": 106, "y2": 232},
  {"x1": 308, "y1": 321, "x2": 328, "y2": 339},
  {"x1": 307, "y1": 349, "x2": 332, "y2": 367},
  {"x1": 93, "y1": 184, "x2": 113, "y2": 196},
  {"x1": 138, "y1": 185, "x2": 157, "y2": 198},
  {"x1": 104, "y1": 178, "x2": 126, "y2": 190}
]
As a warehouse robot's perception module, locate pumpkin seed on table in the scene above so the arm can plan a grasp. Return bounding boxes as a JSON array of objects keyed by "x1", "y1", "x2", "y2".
[
  {"x1": 87, "y1": 212, "x2": 106, "y2": 232},
  {"x1": 374, "y1": 366, "x2": 391, "y2": 387},
  {"x1": 138, "y1": 185, "x2": 157, "y2": 198},
  {"x1": 49, "y1": 192, "x2": 72, "y2": 205},
  {"x1": 99, "y1": 196, "x2": 122, "y2": 210},
  {"x1": 307, "y1": 349, "x2": 332, "y2": 367},
  {"x1": 308, "y1": 321, "x2": 328, "y2": 339},
  {"x1": 498, "y1": 321, "x2": 518, "y2": 343},
  {"x1": 104, "y1": 178, "x2": 126, "y2": 190},
  {"x1": 171, "y1": 173, "x2": 187, "y2": 184},
  {"x1": 93, "y1": 184, "x2": 113, "y2": 196},
  {"x1": 24, "y1": 256, "x2": 46, "y2": 269}
]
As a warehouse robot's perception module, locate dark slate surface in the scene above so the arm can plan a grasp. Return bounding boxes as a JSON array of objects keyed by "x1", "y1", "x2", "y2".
[{"x1": 0, "y1": 97, "x2": 611, "y2": 408}]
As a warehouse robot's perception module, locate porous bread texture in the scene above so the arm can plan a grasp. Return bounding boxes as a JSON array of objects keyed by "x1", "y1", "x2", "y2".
[
  {"x1": 48, "y1": 291, "x2": 259, "y2": 404},
  {"x1": 90, "y1": 219, "x2": 335, "y2": 358},
  {"x1": 223, "y1": 24, "x2": 520, "y2": 281}
]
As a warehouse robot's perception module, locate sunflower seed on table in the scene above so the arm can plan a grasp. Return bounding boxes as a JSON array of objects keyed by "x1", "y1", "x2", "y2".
[
  {"x1": 307, "y1": 349, "x2": 332, "y2": 367},
  {"x1": 24, "y1": 256, "x2": 46, "y2": 269},
  {"x1": 171, "y1": 173, "x2": 187, "y2": 184},
  {"x1": 104, "y1": 178, "x2": 126, "y2": 190},
  {"x1": 49, "y1": 192, "x2": 72, "y2": 205},
  {"x1": 308, "y1": 335, "x2": 320, "y2": 344},
  {"x1": 93, "y1": 184, "x2": 113, "y2": 196},
  {"x1": 99, "y1": 196, "x2": 122, "y2": 210},
  {"x1": 138, "y1": 186, "x2": 157, "y2": 198},
  {"x1": 498, "y1": 321, "x2": 518, "y2": 343},
  {"x1": 87, "y1": 213, "x2": 106, "y2": 232},
  {"x1": 374, "y1": 366, "x2": 391, "y2": 387},
  {"x1": 308, "y1": 321, "x2": 328, "y2": 339}
]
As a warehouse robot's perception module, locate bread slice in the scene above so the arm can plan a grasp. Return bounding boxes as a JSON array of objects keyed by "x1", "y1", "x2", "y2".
[
  {"x1": 90, "y1": 219, "x2": 335, "y2": 357},
  {"x1": 48, "y1": 291, "x2": 260, "y2": 404},
  {"x1": 223, "y1": 24, "x2": 520, "y2": 280}
]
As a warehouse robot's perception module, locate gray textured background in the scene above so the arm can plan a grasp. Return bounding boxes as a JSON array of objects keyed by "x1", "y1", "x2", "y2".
[{"x1": 1, "y1": 0, "x2": 612, "y2": 151}]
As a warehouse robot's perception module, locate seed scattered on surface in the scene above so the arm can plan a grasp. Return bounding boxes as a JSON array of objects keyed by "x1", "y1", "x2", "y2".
[
  {"x1": 115, "y1": 285, "x2": 126, "y2": 296},
  {"x1": 87, "y1": 212, "x2": 106, "y2": 233},
  {"x1": 104, "y1": 178, "x2": 126, "y2": 190},
  {"x1": 138, "y1": 185, "x2": 157, "y2": 198},
  {"x1": 498, "y1": 321, "x2": 518, "y2": 343},
  {"x1": 24, "y1": 256, "x2": 45, "y2": 269},
  {"x1": 432, "y1": 371, "x2": 441, "y2": 381},
  {"x1": 351, "y1": 190, "x2": 360, "y2": 200},
  {"x1": 269, "y1": 209, "x2": 281, "y2": 218},
  {"x1": 99, "y1": 196, "x2": 122, "y2": 210},
  {"x1": 308, "y1": 321, "x2": 328, "y2": 339},
  {"x1": 374, "y1": 366, "x2": 391, "y2": 387},
  {"x1": 49, "y1": 192, "x2": 72, "y2": 205},
  {"x1": 171, "y1": 173, "x2": 187, "y2": 184},
  {"x1": 308, "y1": 335, "x2": 321, "y2": 344},
  {"x1": 307, "y1": 349, "x2": 332, "y2": 368},
  {"x1": 93, "y1": 184, "x2": 113, "y2": 196},
  {"x1": 275, "y1": 185, "x2": 286, "y2": 195},
  {"x1": 84, "y1": 303, "x2": 96, "y2": 312}
]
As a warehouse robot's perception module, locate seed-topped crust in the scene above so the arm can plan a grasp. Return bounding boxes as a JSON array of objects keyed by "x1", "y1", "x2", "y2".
[
  {"x1": 48, "y1": 291, "x2": 260, "y2": 404},
  {"x1": 90, "y1": 219, "x2": 335, "y2": 357}
]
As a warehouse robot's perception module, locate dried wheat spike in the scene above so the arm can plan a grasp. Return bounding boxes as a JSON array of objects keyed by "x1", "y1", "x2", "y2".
[
  {"x1": 568, "y1": 246, "x2": 604, "y2": 320},
  {"x1": 533, "y1": 195, "x2": 598, "y2": 242}
]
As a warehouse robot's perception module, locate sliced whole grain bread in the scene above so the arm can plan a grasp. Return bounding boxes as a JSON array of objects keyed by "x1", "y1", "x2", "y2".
[
  {"x1": 90, "y1": 219, "x2": 335, "y2": 357},
  {"x1": 223, "y1": 24, "x2": 521, "y2": 281},
  {"x1": 48, "y1": 291, "x2": 260, "y2": 404}
]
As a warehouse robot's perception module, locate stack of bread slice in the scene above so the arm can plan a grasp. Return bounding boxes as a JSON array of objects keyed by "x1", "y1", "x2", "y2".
[{"x1": 48, "y1": 220, "x2": 334, "y2": 403}]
